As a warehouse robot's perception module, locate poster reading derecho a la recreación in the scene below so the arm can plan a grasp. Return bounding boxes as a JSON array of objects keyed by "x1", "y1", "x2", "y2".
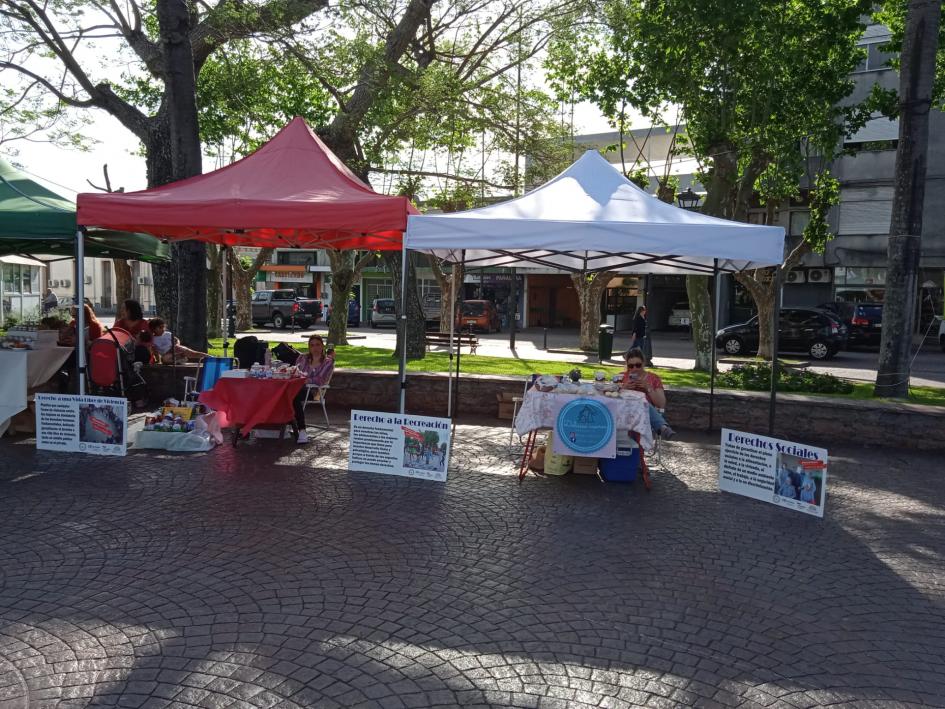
[
  {"x1": 35, "y1": 393, "x2": 128, "y2": 457},
  {"x1": 349, "y1": 410, "x2": 451, "y2": 482},
  {"x1": 719, "y1": 428, "x2": 827, "y2": 518}
]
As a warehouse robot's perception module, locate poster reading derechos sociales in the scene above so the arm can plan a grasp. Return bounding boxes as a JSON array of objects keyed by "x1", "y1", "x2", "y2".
[
  {"x1": 349, "y1": 410, "x2": 451, "y2": 482},
  {"x1": 719, "y1": 428, "x2": 827, "y2": 518}
]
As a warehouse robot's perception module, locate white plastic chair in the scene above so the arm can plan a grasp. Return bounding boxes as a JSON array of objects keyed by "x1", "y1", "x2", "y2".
[{"x1": 301, "y1": 369, "x2": 333, "y2": 429}]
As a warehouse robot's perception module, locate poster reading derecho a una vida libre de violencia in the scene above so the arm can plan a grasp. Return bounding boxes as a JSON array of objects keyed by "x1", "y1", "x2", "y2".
[
  {"x1": 35, "y1": 393, "x2": 128, "y2": 457},
  {"x1": 719, "y1": 428, "x2": 827, "y2": 518},
  {"x1": 348, "y1": 410, "x2": 451, "y2": 482}
]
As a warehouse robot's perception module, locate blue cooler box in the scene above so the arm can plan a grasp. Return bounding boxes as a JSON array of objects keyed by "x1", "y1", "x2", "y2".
[{"x1": 599, "y1": 447, "x2": 640, "y2": 483}]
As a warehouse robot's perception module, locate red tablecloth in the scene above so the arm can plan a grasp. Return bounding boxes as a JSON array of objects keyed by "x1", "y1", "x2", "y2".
[{"x1": 199, "y1": 377, "x2": 306, "y2": 435}]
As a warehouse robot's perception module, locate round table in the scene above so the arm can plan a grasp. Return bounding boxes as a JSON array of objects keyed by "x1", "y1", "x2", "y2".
[{"x1": 198, "y1": 377, "x2": 306, "y2": 440}]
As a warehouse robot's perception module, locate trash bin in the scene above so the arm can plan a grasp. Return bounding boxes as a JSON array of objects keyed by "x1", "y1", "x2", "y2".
[{"x1": 598, "y1": 324, "x2": 614, "y2": 361}]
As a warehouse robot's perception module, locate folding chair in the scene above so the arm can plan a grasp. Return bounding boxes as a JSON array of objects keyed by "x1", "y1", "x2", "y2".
[
  {"x1": 300, "y1": 368, "x2": 333, "y2": 429},
  {"x1": 184, "y1": 357, "x2": 236, "y2": 402},
  {"x1": 508, "y1": 373, "x2": 541, "y2": 452}
]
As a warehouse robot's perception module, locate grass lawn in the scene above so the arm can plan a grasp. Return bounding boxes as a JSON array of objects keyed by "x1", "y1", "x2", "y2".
[{"x1": 207, "y1": 338, "x2": 945, "y2": 407}]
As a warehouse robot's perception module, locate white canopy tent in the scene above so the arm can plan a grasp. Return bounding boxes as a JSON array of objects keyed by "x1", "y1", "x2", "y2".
[
  {"x1": 399, "y1": 150, "x2": 787, "y2": 433},
  {"x1": 406, "y1": 150, "x2": 784, "y2": 274}
]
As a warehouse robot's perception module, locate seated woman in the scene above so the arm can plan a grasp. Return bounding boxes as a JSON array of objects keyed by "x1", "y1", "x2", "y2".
[
  {"x1": 619, "y1": 347, "x2": 674, "y2": 439},
  {"x1": 291, "y1": 334, "x2": 335, "y2": 444},
  {"x1": 114, "y1": 299, "x2": 150, "y2": 338}
]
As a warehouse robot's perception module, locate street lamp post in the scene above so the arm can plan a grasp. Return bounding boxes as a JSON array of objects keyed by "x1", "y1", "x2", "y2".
[{"x1": 676, "y1": 187, "x2": 701, "y2": 211}]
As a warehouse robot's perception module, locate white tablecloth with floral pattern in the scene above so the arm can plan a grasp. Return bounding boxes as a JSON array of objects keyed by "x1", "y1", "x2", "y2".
[{"x1": 513, "y1": 388, "x2": 653, "y2": 451}]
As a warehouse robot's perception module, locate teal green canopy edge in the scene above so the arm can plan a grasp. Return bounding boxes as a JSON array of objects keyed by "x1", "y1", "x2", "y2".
[{"x1": 0, "y1": 159, "x2": 169, "y2": 263}]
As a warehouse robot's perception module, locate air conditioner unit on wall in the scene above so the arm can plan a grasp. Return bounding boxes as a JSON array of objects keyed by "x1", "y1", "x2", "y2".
[
  {"x1": 60, "y1": 279, "x2": 71, "y2": 288},
  {"x1": 84, "y1": 275, "x2": 92, "y2": 285},
  {"x1": 48, "y1": 279, "x2": 58, "y2": 288},
  {"x1": 785, "y1": 270, "x2": 806, "y2": 284},
  {"x1": 807, "y1": 268, "x2": 832, "y2": 284},
  {"x1": 137, "y1": 276, "x2": 151, "y2": 286}
]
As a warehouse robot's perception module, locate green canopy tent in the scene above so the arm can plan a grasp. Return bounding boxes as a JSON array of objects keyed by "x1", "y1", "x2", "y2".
[{"x1": 0, "y1": 159, "x2": 169, "y2": 262}]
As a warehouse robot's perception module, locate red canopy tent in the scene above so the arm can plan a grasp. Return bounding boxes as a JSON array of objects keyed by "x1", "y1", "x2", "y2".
[
  {"x1": 77, "y1": 116, "x2": 415, "y2": 250},
  {"x1": 72, "y1": 117, "x2": 417, "y2": 393}
]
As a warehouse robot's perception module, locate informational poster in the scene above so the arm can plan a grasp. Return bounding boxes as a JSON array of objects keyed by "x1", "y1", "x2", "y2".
[
  {"x1": 35, "y1": 394, "x2": 128, "y2": 457},
  {"x1": 719, "y1": 428, "x2": 827, "y2": 517},
  {"x1": 349, "y1": 410, "x2": 451, "y2": 482},
  {"x1": 552, "y1": 398, "x2": 617, "y2": 458}
]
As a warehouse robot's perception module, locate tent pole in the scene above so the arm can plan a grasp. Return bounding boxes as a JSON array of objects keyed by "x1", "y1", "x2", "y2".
[
  {"x1": 769, "y1": 267, "x2": 783, "y2": 436},
  {"x1": 397, "y1": 242, "x2": 409, "y2": 414},
  {"x1": 709, "y1": 259, "x2": 719, "y2": 432},
  {"x1": 222, "y1": 245, "x2": 229, "y2": 359},
  {"x1": 447, "y1": 262, "x2": 457, "y2": 418},
  {"x1": 509, "y1": 266, "x2": 517, "y2": 350},
  {"x1": 75, "y1": 228, "x2": 87, "y2": 395},
  {"x1": 454, "y1": 250, "x2": 466, "y2": 421}
]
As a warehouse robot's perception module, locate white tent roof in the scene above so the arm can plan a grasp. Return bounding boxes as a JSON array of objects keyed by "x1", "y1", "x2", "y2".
[{"x1": 405, "y1": 150, "x2": 785, "y2": 274}]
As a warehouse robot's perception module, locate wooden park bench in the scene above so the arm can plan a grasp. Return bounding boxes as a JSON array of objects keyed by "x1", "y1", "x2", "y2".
[{"x1": 424, "y1": 331, "x2": 480, "y2": 355}]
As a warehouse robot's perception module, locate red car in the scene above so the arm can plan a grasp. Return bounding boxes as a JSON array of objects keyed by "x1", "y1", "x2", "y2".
[{"x1": 456, "y1": 300, "x2": 500, "y2": 333}]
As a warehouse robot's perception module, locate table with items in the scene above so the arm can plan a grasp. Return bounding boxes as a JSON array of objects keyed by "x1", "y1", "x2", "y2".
[
  {"x1": 198, "y1": 366, "x2": 306, "y2": 444},
  {"x1": 0, "y1": 334, "x2": 73, "y2": 436},
  {"x1": 513, "y1": 375, "x2": 653, "y2": 486}
]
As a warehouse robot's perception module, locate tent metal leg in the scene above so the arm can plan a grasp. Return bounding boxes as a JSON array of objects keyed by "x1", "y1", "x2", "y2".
[
  {"x1": 453, "y1": 251, "x2": 466, "y2": 420},
  {"x1": 222, "y1": 245, "x2": 229, "y2": 359},
  {"x1": 397, "y1": 243, "x2": 409, "y2": 414},
  {"x1": 447, "y1": 263, "x2": 457, "y2": 418},
  {"x1": 75, "y1": 228, "x2": 87, "y2": 395},
  {"x1": 769, "y1": 268, "x2": 783, "y2": 435},
  {"x1": 709, "y1": 259, "x2": 719, "y2": 432}
]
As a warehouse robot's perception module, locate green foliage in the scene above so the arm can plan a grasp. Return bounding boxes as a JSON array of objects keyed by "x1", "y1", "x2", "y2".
[
  {"x1": 718, "y1": 362, "x2": 854, "y2": 395},
  {"x1": 874, "y1": 0, "x2": 945, "y2": 110},
  {"x1": 803, "y1": 171, "x2": 841, "y2": 254},
  {"x1": 428, "y1": 183, "x2": 478, "y2": 213},
  {"x1": 626, "y1": 167, "x2": 650, "y2": 190}
]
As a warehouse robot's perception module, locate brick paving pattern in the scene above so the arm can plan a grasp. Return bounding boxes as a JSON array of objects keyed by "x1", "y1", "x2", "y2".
[{"x1": 1, "y1": 423, "x2": 944, "y2": 708}]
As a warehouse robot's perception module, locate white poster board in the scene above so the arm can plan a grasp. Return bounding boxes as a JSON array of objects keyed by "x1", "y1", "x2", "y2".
[
  {"x1": 349, "y1": 410, "x2": 451, "y2": 482},
  {"x1": 719, "y1": 428, "x2": 827, "y2": 518},
  {"x1": 35, "y1": 394, "x2": 128, "y2": 457}
]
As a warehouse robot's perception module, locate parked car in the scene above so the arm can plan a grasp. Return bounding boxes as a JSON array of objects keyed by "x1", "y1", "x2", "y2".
[
  {"x1": 370, "y1": 298, "x2": 397, "y2": 328},
  {"x1": 667, "y1": 300, "x2": 692, "y2": 328},
  {"x1": 456, "y1": 299, "x2": 500, "y2": 333},
  {"x1": 326, "y1": 300, "x2": 361, "y2": 327},
  {"x1": 715, "y1": 308, "x2": 848, "y2": 360},
  {"x1": 250, "y1": 289, "x2": 322, "y2": 329},
  {"x1": 423, "y1": 292, "x2": 441, "y2": 327},
  {"x1": 818, "y1": 301, "x2": 883, "y2": 348}
]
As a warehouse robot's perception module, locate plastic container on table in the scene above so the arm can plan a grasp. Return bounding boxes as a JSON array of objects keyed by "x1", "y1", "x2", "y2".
[{"x1": 599, "y1": 447, "x2": 640, "y2": 483}]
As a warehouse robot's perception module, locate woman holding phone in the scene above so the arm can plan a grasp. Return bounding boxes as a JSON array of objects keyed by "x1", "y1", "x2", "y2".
[{"x1": 620, "y1": 347, "x2": 674, "y2": 439}]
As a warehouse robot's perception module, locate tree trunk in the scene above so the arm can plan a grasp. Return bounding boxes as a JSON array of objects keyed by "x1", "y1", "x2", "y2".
[
  {"x1": 206, "y1": 244, "x2": 222, "y2": 338},
  {"x1": 570, "y1": 271, "x2": 616, "y2": 351},
  {"x1": 229, "y1": 248, "x2": 272, "y2": 330},
  {"x1": 157, "y1": 0, "x2": 205, "y2": 348},
  {"x1": 876, "y1": 0, "x2": 942, "y2": 398},
  {"x1": 686, "y1": 275, "x2": 714, "y2": 370},
  {"x1": 113, "y1": 259, "x2": 133, "y2": 309},
  {"x1": 385, "y1": 251, "x2": 426, "y2": 360},
  {"x1": 326, "y1": 249, "x2": 378, "y2": 345},
  {"x1": 429, "y1": 257, "x2": 464, "y2": 333}
]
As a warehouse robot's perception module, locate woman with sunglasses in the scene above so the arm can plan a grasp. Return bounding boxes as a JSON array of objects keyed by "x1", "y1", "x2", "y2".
[{"x1": 620, "y1": 347, "x2": 674, "y2": 439}]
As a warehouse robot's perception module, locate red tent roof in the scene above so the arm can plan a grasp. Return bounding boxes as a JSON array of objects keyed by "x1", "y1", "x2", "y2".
[{"x1": 76, "y1": 117, "x2": 415, "y2": 250}]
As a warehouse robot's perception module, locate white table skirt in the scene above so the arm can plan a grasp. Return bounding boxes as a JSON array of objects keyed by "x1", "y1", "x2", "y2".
[
  {"x1": 514, "y1": 388, "x2": 653, "y2": 451},
  {"x1": 0, "y1": 348, "x2": 74, "y2": 436}
]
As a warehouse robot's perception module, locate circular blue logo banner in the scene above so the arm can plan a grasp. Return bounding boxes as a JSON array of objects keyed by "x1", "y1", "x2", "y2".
[{"x1": 555, "y1": 398, "x2": 614, "y2": 454}]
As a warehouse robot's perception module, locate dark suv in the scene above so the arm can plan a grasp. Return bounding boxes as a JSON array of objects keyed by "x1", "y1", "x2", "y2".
[
  {"x1": 818, "y1": 301, "x2": 883, "y2": 349},
  {"x1": 715, "y1": 308, "x2": 848, "y2": 360}
]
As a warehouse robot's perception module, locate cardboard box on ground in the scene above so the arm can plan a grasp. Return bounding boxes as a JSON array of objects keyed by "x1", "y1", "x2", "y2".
[{"x1": 496, "y1": 391, "x2": 517, "y2": 420}]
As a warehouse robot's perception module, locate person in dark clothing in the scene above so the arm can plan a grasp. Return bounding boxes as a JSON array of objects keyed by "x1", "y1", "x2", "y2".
[{"x1": 627, "y1": 305, "x2": 652, "y2": 364}]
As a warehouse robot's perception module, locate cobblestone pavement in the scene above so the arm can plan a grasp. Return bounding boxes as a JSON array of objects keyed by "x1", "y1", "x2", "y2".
[{"x1": 1, "y1": 424, "x2": 944, "y2": 708}]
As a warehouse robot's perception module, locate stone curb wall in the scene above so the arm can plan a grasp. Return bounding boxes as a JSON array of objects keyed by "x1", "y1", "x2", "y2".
[{"x1": 141, "y1": 366, "x2": 945, "y2": 451}]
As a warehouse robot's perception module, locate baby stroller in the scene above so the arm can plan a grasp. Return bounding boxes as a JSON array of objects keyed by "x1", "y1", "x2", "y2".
[{"x1": 88, "y1": 327, "x2": 148, "y2": 400}]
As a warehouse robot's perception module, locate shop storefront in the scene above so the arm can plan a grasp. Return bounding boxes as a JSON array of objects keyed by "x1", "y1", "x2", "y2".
[
  {"x1": 524, "y1": 273, "x2": 576, "y2": 328},
  {"x1": 464, "y1": 270, "x2": 525, "y2": 329},
  {"x1": 258, "y1": 264, "x2": 318, "y2": 298},
  {"x1": 1, "y1": 256, "x2": 44, "y2": 326}
]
